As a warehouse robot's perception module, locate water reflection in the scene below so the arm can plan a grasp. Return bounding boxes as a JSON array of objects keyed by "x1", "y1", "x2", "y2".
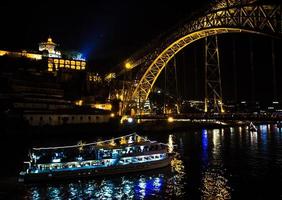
[
  {"x1": 250, "y1": 131, "x2": 258, "y2": 147},
  {"x1": 202, "y1": 129, "x2": 209, "y2": 166},
  {"x1": 24, "y1": 171, "x2": 186, "y2": 200},
  {"x1": 212, "y1": 129, "x2": 222, "y2": 165},
  {"x1": 201, "y1": 169, "x2": 231, "y2": 200},
  {"x1": 260, "y1": 125, "x2": 268, "y2": 150},
  {"x1": 201, "y1": 128, "x2": 231, "y2": 199}
]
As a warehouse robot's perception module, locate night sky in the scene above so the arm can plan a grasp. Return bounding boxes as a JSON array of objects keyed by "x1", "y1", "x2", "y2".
[
  {"x1": 0, "y1": 0, "x2": 281, "y2": 103},
  {"x1": 0, "y1": 0, "x2": 206, "y2": 60}
]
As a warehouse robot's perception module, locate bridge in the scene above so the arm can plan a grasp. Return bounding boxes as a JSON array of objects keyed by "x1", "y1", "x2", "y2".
[{"x1": 107, "y1": 0, "x2": 282, "y2": 116}]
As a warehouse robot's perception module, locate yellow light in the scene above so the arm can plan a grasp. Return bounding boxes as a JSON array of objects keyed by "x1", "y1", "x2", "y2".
[
  {"x1": 109, "y1": 138, "x2": 116, "y2": 146},
  {"x1": 120, "y1": 137, "x2": 127, "y2": 145},
  {"x1": 125, "y1": 62, "x2": 132, "y2": 69},
  {"x1": 137, "y1": 135, "x2": 142, "y2": 143},
  {"x1": 75, "y1": 100, "x2": 83, "y2": 106},
  {"x1": 168, "y1": 117, "x2": 174, "y2": 123},
  {"x1": 110, "y1": 113, "x2": 115, "y2": 118},
  {"x1": 91, "y1": 103, "x2": 112, "y2": 111},
  {"x1": 168, "y1": 134, "x2": 174, "y2": 153},
  {"x1": 0, "y1": 50, "x2": 8, "y2": 56}
]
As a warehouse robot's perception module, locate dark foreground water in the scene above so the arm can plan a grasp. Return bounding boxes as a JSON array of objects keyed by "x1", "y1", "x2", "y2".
[{"x1": 1, "y1": 124, "x2": 282, "y2": 199}]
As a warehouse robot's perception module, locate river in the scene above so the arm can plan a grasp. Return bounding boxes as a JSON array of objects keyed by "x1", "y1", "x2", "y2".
[{"x1": 1, "y1": 124, "x2": 282, "y2": 199}]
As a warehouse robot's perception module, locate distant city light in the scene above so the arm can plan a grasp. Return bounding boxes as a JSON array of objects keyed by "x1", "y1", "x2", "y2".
[
  {"x1": 167, "y1": 117, "x2": 174, "y2": 123},
  {"x1": 127, "y1": 117, "x2": 133, "y2": 123}
]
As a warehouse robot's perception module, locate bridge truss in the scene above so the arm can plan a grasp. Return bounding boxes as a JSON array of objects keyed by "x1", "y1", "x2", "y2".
[{"x1": 122, "y1": 0, "x2": 282, "y2": 114}]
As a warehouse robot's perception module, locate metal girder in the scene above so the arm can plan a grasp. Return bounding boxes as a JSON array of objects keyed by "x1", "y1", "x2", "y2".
[
  {"x1": 124, "y1": 1, "x2": 282, "y2": 113},
  {"x1": 204, "y1": 35, "x2": 224, "y2": 113}
]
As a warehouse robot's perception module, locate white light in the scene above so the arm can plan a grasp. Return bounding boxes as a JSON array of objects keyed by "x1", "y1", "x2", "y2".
[
  {"x1": 52, "y1": 158, "x2": 61, "y2": 163},
  {"x1": 157, "y1": 90, "x2": 161, "y2": 94},
  {"x1": 127, "y1": 117, "x2": 133, "y2": 123}
]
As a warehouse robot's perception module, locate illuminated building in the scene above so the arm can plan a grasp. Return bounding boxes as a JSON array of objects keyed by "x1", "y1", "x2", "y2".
[
  {"x1": 47, "y1": 58, "x2": 86, "y2": 72},
  {"x1": 88, "y1": 73, "x2": 102, "y2": 83},
  {"x1": 91, "y1": 103, "x2": 112, "y2": 111},
  {"x1": 0, "y1": 36, "x2": 87, "y2": 72},
  {"x1": 0, "y1": 50, "x2": 42, "y2": 60},
  {"x1": 38, "y1": 37, "x2": 61, "y2": 58}
]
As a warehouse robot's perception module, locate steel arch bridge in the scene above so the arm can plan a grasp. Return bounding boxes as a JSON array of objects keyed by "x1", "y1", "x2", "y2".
[{"x1": 123, "y1": 0, "x2": 282, "y2": 114}]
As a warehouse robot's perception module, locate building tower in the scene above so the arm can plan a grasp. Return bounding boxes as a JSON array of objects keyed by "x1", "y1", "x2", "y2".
[{"x1": 39, "y1": 36, "x2": 61, "y2": 58}]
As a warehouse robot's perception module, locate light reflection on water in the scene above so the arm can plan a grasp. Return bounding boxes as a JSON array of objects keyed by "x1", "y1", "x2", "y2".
[
  {"x1": 200, "y1": 129, "x2": 231, "y2": 200},
  {"x1": 24, "y1": 172, "x2": 185, "y2": 200},
  {"x1": 20, "y1": 124, "x2": 282, "y2": 199}
]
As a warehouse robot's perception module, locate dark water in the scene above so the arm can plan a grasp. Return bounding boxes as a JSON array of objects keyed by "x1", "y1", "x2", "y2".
[{"x1": 1, "y1": 124, "x2": 282, "y2": 199}]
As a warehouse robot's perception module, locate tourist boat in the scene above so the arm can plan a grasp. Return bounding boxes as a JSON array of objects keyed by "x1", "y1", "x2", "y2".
[{"x1": 18, "y1": 133, "x2": 174, "y2": 183}]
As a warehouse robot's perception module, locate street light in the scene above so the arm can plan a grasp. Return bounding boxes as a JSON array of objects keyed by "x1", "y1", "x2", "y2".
[
  {"x1": 125, "y1": 62, "x2": 132, "y2": 70},
  {"x1": 168, "y1": 116, "x2": 174, "y2": 123}
]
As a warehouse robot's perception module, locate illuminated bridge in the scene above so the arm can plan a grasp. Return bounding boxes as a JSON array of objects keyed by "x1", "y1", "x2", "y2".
[{"x1": 108, "y1": 0, "x2": 282, "y2": 115}]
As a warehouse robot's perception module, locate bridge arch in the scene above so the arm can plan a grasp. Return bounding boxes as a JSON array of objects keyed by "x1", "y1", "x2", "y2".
[{"x1": 126, "y1": 1, "x2": 282, "y2": 112}]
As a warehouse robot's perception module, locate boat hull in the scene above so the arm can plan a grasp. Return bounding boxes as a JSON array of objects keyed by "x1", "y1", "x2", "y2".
[{"x1": 19, "y1": 155, "x2": 173, "y2": 183}]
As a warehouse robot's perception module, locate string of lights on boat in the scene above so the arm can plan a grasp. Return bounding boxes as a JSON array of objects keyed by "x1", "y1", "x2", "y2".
[{"x1": 32, "y1": 133, "x2": 170, "y2": 151}]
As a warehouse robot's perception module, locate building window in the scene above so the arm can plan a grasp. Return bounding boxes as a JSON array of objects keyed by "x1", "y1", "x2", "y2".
[
  {"x1": 80, "y1": 116, "x2": 83, "y2": 120},
  {"x1": 88, "y1": 116, "x2": 91, "y2": 120},
  {"x1": 49, "y1": 117, "x2": 52, "y2": 121},
  {"x1": 40, "y1": 117, "x2": 43, "y2": 121},
  {"x1": 72, "y1": 116, "x2": 75, "y2": 120},
  {"x1": 58, "y1": 116, "x2": 61, "y2": 120},
  {"x1": 30, "y1": 117, "x2": 33, "y2": 121}
]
